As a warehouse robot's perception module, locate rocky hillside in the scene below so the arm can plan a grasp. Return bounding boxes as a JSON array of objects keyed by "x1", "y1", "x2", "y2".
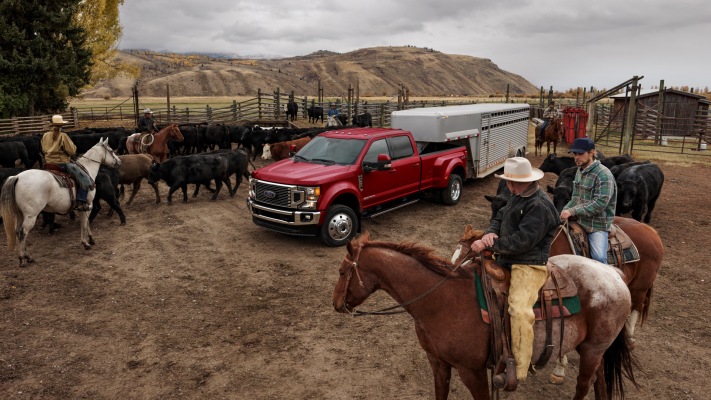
[{"x1": 82, "y1": 46, "x2": 538, "y2": 99}]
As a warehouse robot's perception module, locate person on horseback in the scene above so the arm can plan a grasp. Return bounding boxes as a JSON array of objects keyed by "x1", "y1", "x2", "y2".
[
  {"x1": 538, "y1": 101, "x2": 559, "y2": 141},
  {"x1": 560, "y1": 137, "x2": 617, "y2": 264},
  {"x1": 41, "y1": 115, "x2": 95, "y2": 211},
  {"x1": 138, "y1": 108, "x2": 157, "y2": 134},
  {"x1": 327, "y1": 104, "x2": 342, "y2": 126},
  {"x1": 470, "y1": 157, "x2": 559, "y2": 385}
]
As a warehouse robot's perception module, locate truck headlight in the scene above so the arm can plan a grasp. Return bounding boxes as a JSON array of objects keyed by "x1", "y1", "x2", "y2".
[
  {"x1": 248, "y1": 177, "x2": 256, "y2": 199},
  {"x1": 298, "y1": 186, "x2": 320, "y2": 209}
]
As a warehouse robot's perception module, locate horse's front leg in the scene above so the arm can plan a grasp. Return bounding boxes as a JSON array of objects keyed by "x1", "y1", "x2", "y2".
[
  {"x1": 425, "y1": 354, "x2": 453, "y2": 400},
  {"x1": 78, "y1": 211, "x2": 94, "y2": 249},
  {"x1": 549, "y1": 354, "x2": 569, "y2": 384}
]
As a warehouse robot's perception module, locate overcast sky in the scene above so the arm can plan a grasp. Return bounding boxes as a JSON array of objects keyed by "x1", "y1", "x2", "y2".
[{"x1": 119, "y1": 0, "x2": 711, "y2": 92}]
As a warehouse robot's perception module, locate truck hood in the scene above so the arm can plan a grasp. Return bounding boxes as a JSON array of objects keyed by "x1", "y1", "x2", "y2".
[{"x1": 252, "y1": 159, "x2": 355, "y2": 185}]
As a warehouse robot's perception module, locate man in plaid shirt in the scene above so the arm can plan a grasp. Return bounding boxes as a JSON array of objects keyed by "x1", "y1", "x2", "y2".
[
  {"x1": 560, "y1": 137, "x2": 617, "y2": 264},
  {"x1": 538, "y1": 101, "x2": 560, "y2": 141}
]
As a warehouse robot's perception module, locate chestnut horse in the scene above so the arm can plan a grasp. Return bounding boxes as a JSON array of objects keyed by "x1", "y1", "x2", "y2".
[
  {"x1": 126, "y1": 124, "x2": 184, "y2": 163},
  {"x1": 334, "y1": 233, "x2": 638, "y2": 400},
  {"x1": 452, "y1": 218, "x2": 662, "y2": 383},
  {"x1": 535, "y1": 117, "x2": 563, "y2": 156}
]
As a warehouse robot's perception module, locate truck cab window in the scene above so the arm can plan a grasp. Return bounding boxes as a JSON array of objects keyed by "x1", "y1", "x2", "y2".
[
  {"x1": 363, "y1": 139, "x2": 389, "y2": 163},
  {"x1": 388, "y1": 136, "x2": 414, "y2": 159}
]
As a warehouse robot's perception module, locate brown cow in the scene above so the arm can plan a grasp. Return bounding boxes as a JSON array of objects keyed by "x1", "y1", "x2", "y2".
[
  {"x1": 261, "y1": 136, "x2": 312, "y2": 161},
  {"x1": 118, "y1": 154, "x2": 161, "y2": 204}
]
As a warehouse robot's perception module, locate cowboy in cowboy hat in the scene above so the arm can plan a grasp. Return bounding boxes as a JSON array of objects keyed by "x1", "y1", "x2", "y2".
[
  {"x1": 41, "y1": 115, "x2": 94, "y2": 211},
  {"x1": 471, "y1": 157, "x2": 559, "y2": 386},
  {"x1": 137, "y1": 108, "x2": 158, "y2": 134}
]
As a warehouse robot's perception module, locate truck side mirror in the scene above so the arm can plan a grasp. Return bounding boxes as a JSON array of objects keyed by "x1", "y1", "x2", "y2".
[
  {"x1": 289, "y1": 144, "x2": 297, "y2": 157},
  {"x1": 362, "y1": 153, "x2": 392, "y2": 173}
]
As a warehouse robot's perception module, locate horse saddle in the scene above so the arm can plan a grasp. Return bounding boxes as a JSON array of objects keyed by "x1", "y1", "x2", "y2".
[
  {"x1": 44, "y1": 163, "x2": 77, "y2": 212},
  {"x1": 565, "y1": 222, "x2": 640, "y2": 268},
  {"x1": 476, "y1": 255, "x2": 581, "y2": 391}
]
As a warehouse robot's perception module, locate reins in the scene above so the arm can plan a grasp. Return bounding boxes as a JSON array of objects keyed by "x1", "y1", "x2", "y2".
[{"x1": 342, "y1": 244, "x2": 473, "y2": 317}]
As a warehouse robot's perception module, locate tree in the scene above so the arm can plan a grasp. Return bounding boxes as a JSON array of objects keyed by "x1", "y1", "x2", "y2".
[
  {"x1": 73, "y1": 0, "x2": 137, "y2": 85},
  {"x1": 0, "y1": 0, "x2": 92, "y2": 117}
]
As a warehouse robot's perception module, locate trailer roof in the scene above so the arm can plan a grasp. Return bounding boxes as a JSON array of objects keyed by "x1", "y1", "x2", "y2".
[{"x1": 392, "y1": 103, "x2": 529, "y2": 117}]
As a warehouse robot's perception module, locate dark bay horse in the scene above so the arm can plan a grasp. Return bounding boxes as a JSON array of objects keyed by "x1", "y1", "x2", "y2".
[
  {"x1": 334, "y1": 233, "x2": 637, "y2": 400},
  {"x1": 535, "y1": 117, "x2": 563, "y2": 156},
  {"x1": 452, "y1": 218, "x2": 662, "y2": 383},
  {"x1": 126, "y1": 124, "x2": 184, "y2": 163}
]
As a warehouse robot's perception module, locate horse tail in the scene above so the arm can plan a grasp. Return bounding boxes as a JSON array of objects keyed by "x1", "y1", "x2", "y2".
[
  {"x1": 603, "y1": 326, "x2": 640, "y2": 399},
  {"x1": 1, "y1": 176, "x2": 21, "y2": 251},
  {"x1": 640, "y1": 285, "x2": 654, "y2": 325}
]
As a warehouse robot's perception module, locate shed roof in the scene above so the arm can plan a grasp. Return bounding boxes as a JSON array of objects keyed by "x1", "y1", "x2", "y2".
[{"x1": 610, "y1": 88, "x2": 706, "y2": 100}]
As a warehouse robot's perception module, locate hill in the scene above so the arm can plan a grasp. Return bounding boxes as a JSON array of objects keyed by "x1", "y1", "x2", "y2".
[{"x1": 81, "y1": 46, "x2": 538, "y2": 99}]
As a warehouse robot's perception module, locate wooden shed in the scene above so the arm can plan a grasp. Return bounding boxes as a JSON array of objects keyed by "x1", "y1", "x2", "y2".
[{"x1": 611, "y1": 88, "x2": 711, "y2": 137}]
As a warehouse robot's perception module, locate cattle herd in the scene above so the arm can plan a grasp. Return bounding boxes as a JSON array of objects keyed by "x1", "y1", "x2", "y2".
[
  {"x1": 0, "y1": 120, "x2": 379, "y2": 232},
  {"x1": 538, "y1": 153, "x2": 665, "y2": 223}
]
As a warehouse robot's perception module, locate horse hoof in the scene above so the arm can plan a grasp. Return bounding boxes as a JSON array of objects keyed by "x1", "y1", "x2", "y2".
[
  {"x1": 549, "y1": 374, "x2": 565, "y2": 385},
  {"x1": 120, "y1": 222, "x2": 126, "y2": 226}
]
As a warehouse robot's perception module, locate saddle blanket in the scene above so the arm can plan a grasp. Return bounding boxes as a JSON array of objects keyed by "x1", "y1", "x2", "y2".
[{"x1": 474, "y1": 273, "x2": 581, "y2": 325}]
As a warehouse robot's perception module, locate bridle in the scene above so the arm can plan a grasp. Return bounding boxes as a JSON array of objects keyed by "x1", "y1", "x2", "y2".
[
  {"x1": 80, "y1": 142, "x2": 118, "y2": 167},
  {"x1": 339, "y1": 243, "x2": 473, "y2": 317}
]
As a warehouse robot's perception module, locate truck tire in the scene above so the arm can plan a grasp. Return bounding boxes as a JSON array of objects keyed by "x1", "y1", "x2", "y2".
[
  {"x1": 441, "y1": 174, "x2": 463, "y2": 205},
  {"x1": 320, "y1": 205, "x2": 359, "y2": 246}
]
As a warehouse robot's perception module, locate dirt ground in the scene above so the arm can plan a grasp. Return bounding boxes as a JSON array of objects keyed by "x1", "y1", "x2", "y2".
[{"x1": 1, "y1": 148, "x2": 710, "y2": 399}]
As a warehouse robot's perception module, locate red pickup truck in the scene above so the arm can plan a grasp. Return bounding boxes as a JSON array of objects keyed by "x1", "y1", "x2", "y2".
[{"x1": 247, "y1": 127, "x2": 468, "y2": 246}]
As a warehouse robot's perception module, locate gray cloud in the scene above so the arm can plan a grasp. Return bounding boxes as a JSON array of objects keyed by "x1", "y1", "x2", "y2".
[{"x1": 119, "y1": 0, "x2": 711, "y2": 90}]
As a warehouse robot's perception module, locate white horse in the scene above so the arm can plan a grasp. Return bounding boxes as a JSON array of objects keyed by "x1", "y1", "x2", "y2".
[{"x1": 1, "y1": 138, "x2": 122, "y2": 267}]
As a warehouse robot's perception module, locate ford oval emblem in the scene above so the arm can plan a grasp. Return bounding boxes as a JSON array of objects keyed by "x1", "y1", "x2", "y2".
[{"x1": 263, "y1": 190, "x2": 276, "y2": 199}]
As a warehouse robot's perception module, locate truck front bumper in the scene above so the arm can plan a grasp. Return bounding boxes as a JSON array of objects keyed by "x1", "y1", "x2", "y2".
[{"x1": 247, "y1": 198, "x2": 322, "y2": 235}]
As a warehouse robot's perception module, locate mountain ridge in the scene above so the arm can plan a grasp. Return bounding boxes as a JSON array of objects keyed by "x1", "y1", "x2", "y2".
[{"x1": 83, "y1": 46, "x2": 539, "y2": 99}]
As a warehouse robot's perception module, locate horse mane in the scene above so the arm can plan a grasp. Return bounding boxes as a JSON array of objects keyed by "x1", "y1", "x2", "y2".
[{"x1": 352, "y1": 232, "x2": 470, "y2": 279}]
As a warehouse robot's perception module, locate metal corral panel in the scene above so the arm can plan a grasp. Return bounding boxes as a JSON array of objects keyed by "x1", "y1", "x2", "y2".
[{"x1": 391, "y1": 104, "x2": 530, "y2": 178}]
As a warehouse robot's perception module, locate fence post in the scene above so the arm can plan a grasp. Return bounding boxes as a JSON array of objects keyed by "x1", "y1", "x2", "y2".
[
  {"x1": 186, "y1": 107, "x2": 190, "y2": 123},
  {"x1": 505, "y1": 84, "x2": 510, "y2": 103},
  {"x1": 232, "y1": 100, "x2": 237, "y2": 121},
  {"x1": 621, "y1": 76, "x2": 639, "y2": 155},
  {"x1": 275, "y1": 87, "x2": 281, "y2": 120},
  {"x1": 655, "y1": 80, "x2": 665, "y2": 145},
  {"x1": 258, "y1": 89, "x2": 262, "y2": 120},
  {"x1": 379, "y1": 103, "x2": 385, "y2": 127},
  {"x1": 206, "y1": 105, "x2": 212, "y2": 123}
]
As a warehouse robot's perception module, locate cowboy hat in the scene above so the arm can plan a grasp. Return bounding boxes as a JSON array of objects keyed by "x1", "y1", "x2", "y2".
[
  {"x1": 51, "y1": 115, "x2": 69, "y2": 125},
  {"x1": 143, "y1": 108, "x2": 152, "y2": 114},
  {"x1": 495, "y1": 157, "x2": 544, "y2": 182}
]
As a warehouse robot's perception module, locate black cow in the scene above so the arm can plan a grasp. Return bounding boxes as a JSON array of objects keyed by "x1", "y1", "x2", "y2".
[
  {"x1": 538, "y1": 154, "x2": 575, "y2": 175},
  {"x1": 546, "y1": 166, "x2": 578, "y2": 212},
  {"x1": 0, "y1": 141, "x2": 30, "y2": 168},
  {"x1": 0, "y1": 135, "x2": 43, "y2": 168},
  {"x1": 600, "y1": 154, "x2": 634, "y2": 169},
  {"x1": 227, "y1": 124, "x2": 249, "y2": 149},
  {"x1": 286, "y1": 101, "x2": 298, "y2": 121},
  {"x1": 483, "y1": 179, "x2": 511, "y2": 220},
  {"x1": 205, "y1": 123, "x2": 230, "y2": 150},
  {"x1": 240, "y1": 126, "x2": 268, "y2": 160},
  {"x1": 609, "y1": 160, "x2": 651, "y2": 179},
  {"x1": 89, "y1": 165, "x2": 126, "y2": 225},
  {"x1": 210, "y1": 149, "x2": 254, "y2": 196},
  {"x1": 615, "y1": 163, "x2": 664, "y2": 223},
  {"x1": 353, "y1": 112, "x2": 373, "y2": 127},
  {"x1": 336, "y1": 115, "x2": 348, "y2": 126},
  {"x1": 147, "y1": 153, "x2": 232, "y2": 203},
  {"x1": 307, "y1": 106, "x2": 324, "y2": 124}
]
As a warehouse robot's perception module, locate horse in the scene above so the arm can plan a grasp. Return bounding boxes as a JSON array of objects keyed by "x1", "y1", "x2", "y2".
[
  {"x1": 1, "y1": 138, "x2": 122, "y2": 267},
  {"x1": 126, "y1": 124, "x2": 184, "y2": 163},
  {"x1": 333, "y1": 233, "x2": 637, "y2": 400},
  {"x1": 451, "y1": 218, "x2": 662, "y2": 384},
  {"x1": 535, "y1": 117, "x2": 563, "y2": 156}
]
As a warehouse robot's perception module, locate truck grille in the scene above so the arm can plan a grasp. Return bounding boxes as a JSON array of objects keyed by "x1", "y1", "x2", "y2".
[{"x1": 255, "y1": 181, "x2": 294, "y2": 208}]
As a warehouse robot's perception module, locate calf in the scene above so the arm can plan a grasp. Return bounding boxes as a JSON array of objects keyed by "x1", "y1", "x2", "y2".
[
  {"x1": 262, "y1": 136, "x2": 312, "y2": 161},
  {"x1": 483, "y1": 179, "x2": 511, "y2": 220},
  {"x1": 147, "y1": 153, "x2": 232, "y2": 203},
  {"x1": 241, "y1": 126, "x2": 268, "y2": 160},
  {"x1": 307, "y1": 106, "x2": 324, "y2": 124},
  {"x1": 205, "y1": 123, "x2": 230, "y2": 150},
  {"x1": 615, "y1": 163, "x2": 664, "y2": 223},
  {"x1": 538, "y1": 154, "x2": 575, "y2": 175},
  {"x1": 286, "y1": 101, "x2": 298, "y2": 121},
  {"x1": 118, "y1": 154, "x2": 161, "y2": 204},
  {"x1": 0, "y1": 141, "x2": 30, "y2": 168},
  {"x1": 545, "y1": 166, "x2": 578, "y2": 212},
  {"x1": 90, "y1": 165, "x2": 126, "y2": 225},
  {"x1": 600, "y1": 154, "x2": 634, "y2": 169},
  {"x1": 353, "y1": 112, "x2": 373, "y2": 127}
]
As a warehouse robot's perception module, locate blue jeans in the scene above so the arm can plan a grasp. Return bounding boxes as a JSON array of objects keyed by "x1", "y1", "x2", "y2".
[
  {"x1": 588, "y1": 231, "x2": 609, "y2": 264},
  {"x1": 538, "y1": 121, "x2": 549, "y2": 139}
]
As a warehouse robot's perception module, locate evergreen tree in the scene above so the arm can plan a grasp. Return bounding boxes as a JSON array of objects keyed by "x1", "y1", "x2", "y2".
[{"x1": 0, "y1": 0, "x2": 92, "y2": 117}]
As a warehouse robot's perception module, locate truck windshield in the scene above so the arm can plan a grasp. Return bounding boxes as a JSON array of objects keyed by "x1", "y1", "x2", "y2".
[{"x1": 295, "y1": 136, "x2": 366, "y2": 165}]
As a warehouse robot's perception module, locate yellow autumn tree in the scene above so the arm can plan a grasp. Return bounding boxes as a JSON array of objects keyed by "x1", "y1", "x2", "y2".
[{"x1": 74, "y1": 0, "x2": 138, "y2": 85}]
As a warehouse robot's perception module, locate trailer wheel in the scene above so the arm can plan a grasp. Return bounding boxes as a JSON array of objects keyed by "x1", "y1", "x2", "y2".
[
  {"x1": 441, "y1": 174, "x2": 463, "y2": 205},
  {"x1": 320, "y1": 205, "x2": 358, "y2": 246}
]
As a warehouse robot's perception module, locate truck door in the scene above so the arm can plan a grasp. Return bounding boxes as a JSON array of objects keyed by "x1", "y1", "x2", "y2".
[{"x1": 360, "y1": 136, "x2": 419, "y2": 208}]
